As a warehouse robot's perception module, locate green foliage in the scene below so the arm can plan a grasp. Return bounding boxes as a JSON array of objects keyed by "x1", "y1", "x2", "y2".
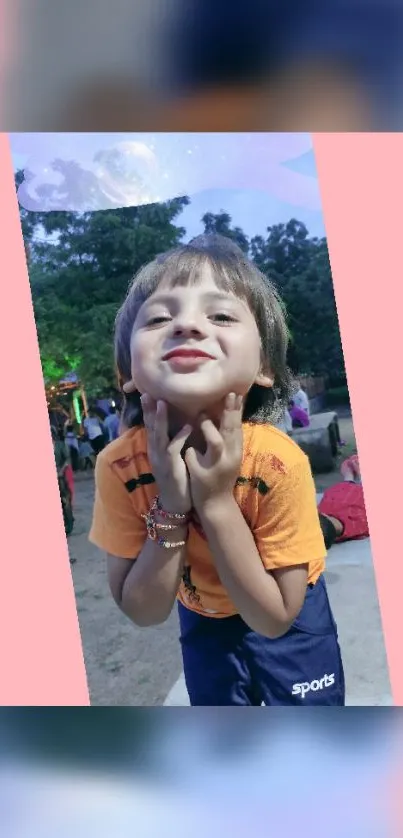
[
  {"x1": 326, "y1": 386, "x2": 350, "y2": 407},
  {"x1": 201, "y1": 210, "x2": 250, "y2": 253},
  {"x1": 18, "y1": 168, "x2": 344, "y2": 394},
  {"x1": 250, "y1": 220, "x2": 344, "y2": 377}
]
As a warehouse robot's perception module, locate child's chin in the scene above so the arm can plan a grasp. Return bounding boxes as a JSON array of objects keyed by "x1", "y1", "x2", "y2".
[{"x1": 166, "y1": 388, "x2": 222, "y2": 413}]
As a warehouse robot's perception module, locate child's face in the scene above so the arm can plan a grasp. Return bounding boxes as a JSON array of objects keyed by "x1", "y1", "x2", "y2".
[{"x1": 129, "y1": 264, "x2": 270, "y2": 416}]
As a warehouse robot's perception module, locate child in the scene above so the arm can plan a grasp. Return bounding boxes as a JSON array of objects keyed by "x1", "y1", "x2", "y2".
[
  {"x1": 89, "y1": 234, "x2": 345, "y2": 706},
  {"x1": 318, "y1": 454, "x2": 368, "y2": 547}
]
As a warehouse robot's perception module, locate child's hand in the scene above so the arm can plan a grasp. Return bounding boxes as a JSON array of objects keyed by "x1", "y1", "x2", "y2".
[
  {"x1": 185, "y1": 394, "x2": 243, "y2": 512},
  {"x1": 141, "y1": 395, "x2": 192, "y2": 515}
]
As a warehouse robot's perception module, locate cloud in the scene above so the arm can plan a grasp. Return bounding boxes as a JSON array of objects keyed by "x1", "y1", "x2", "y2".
[{"x1": 14, "y1": 133, "x2": 320, "y2": 214}]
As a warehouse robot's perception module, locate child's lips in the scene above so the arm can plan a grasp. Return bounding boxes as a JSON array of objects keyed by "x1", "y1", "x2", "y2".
[
  {"x1": 163, "y1": 353, "x2": 215, "y2": 370},
  {"x1": 162, "y1": 349, "x2": 215, "y2": 361}
]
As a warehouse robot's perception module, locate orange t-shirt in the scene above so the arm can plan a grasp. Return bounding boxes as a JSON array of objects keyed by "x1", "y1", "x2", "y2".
[{"x1": 89, "y1": 422, "x2": 326, "y2": 618}]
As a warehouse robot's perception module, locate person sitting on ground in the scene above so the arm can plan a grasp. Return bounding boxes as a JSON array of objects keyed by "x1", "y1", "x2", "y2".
[
  {"x1": 289, "y1": 398, "x2": 310, "y2": 428},
  {"x1": 318, "y1": 454, "x2": 368, "y2": 550},
  {"x1": 293, "y1": 382, "x2": 310, "y2": 416}
]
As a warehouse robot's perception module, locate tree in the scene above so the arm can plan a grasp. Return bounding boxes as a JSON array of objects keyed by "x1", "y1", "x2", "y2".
[
  {"x1": 18, "y1": 178, "x2": 190, "y2": 395},
  {"x1": 251, "y1": 220, "x2": 344, "y2": 379},
  {"x1": 201, "y1": 210, "x2": 250, "y2": 253}
]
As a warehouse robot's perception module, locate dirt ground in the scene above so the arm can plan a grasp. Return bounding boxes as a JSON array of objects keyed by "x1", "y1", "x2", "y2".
[{"x1": 68, "y1": 410, "x2": 357, "y2": 706}]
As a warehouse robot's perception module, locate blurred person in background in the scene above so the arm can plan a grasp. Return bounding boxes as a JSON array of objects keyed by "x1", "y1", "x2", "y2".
[
  {"x1": 65, "y1": 421, "x2": 80, "y2": 472},
  {"x1": 5, "y1": 2, "x2": 402, "y2": 131},
  {"x1": 292, "y1": 381, "x2": 310, "y2": 416},
  {"x1": 104, "y1": 404, "x2": 121, "y2": 443},
  {"x1": 61, "y1": 2, "x2": 402, "y2": 132},
  {"x1": 289, "y1": 399, "x2": 310, "y2": 429},
  {"x1": 164, "y1": 0, "x2": 402, "y2": 131},
  {"x1": 82, "y1": 408, "x2": 106, "y2": 456},
  {"x1": 51, "y1": 426, "x2": 74, "y2": 536},
  {"x1": 79, "y1": 435, "x2": 96, "y2": 470}
]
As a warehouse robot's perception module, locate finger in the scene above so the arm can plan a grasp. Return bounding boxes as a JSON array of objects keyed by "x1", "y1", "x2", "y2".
[
  {"x1": 168, "y1": 423, "x2": 192, "y2": 456},
  {"x1": 220, "y1": 393, "x2": 243, "y2": 434},
  {"x1": 140, "y1": 394, "x2": 157, "y2": 432},
  {"x1": 122, "y1": 379, "x2": 137, "y2": 394},
  {"x1": 225, "y1": 392, "x2": 237, "y2": 411},
  {"x1": 154, "y1": 400, "x2": 169, "y2": 448},
  {"x1": 184, "y1": 446, "x2": 199, "y2": 473},
  {"x1": 199, "y1": 416, "x2": 224, "y2": 456}
]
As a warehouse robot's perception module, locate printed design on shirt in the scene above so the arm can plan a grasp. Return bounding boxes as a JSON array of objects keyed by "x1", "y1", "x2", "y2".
[
  {"x1": 267, "y1": 454, "x2": 286, "y2": 475},
  {"x1": 113, "y1": 450, "x2": 148, "y2": 470},
  {"x1": 235, "y1": 475, "x2": 270, "y2": 495},
  {"x1": 243, "y1": 445, "x2": 286, "y2": 476},
  {"x1": 113, "y1": 455, "x2": 136, "y2": 469},
  {"x1": 124, "y1": 473, "x2": 156, "y2": 493},
  {"x1": 291, "y1": 674, "x2": 335, "y2": 700},
  {"x1": 182, "y1": 565, "x2": 201, "y2": 606}
]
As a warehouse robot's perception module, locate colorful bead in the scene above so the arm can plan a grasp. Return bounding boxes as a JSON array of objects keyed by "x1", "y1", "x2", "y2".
[
  {"x1": 153, "y1": 495, "x2": 190, "y2": 521},
  {"x1": 142, "y1": 498, "x2": 189, "y2": 549}
]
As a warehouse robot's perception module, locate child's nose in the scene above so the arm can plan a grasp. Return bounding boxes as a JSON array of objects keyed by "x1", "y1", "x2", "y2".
[{"x1": 172, "y1": 316, "x2": 206, "y2": 337}]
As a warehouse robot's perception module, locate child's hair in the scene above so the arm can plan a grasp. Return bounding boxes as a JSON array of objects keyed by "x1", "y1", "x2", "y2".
[
  {"x1": 115, "y1": 233, "x2": 295, "y2": 429},
  {"x1": 318, "y1": 513, "x2": 338, "y2": 551}
]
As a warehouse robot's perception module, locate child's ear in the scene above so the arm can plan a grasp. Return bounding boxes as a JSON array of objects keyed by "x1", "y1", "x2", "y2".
[
  {"x1": 255, "y1": 369, "x2": 274, "y2": 389},
  {"x1": 122, "y1": 378, "x2": 138, "y2": 395}
]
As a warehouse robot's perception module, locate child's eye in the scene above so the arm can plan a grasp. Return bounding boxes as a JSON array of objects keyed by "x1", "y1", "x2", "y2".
[
  {"x1": 147, "y1": 316, "x2": 171, "y2": 326},
  {"x1": 211, "y1": 313, "x2": 237, "y2": 323}
]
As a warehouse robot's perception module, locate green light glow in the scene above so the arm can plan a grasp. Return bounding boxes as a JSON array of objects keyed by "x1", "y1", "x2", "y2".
[{"x1": 73, "y1": 391, "x2": 81, "y2": 424}]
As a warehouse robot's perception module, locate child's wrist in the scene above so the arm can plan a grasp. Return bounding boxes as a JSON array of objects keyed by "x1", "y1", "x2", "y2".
[
  {"x1": 198, "y1": 493, "x2": 236, "y2": 523},
  {"x1": 143, "y1": 497, "x2": 190, "y2": 549},
  {"x1": 158, "y1": 494, "x2": 191, "y2": 518},
  {"x1": 154, "y1": 509, "x2": 189, "y2": 533}
]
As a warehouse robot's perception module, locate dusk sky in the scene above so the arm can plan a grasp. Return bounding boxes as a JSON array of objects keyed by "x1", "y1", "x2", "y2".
[{"x1": 10, "y1": 133, "x2": 326, "y2": 240}]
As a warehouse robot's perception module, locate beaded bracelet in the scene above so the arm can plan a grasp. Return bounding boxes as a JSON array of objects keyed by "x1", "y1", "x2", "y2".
[
  {"x1": 154, "y1": 495, "x2": 190, "y2": 522},
  {"x1": 142, "y1": 498, "x2": 189, "y2": 549}
]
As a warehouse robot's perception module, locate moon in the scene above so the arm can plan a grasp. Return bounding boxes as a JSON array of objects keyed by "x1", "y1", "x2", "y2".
[{"x1": 113, "y1": 141, "x2": 158, "y2": 171}]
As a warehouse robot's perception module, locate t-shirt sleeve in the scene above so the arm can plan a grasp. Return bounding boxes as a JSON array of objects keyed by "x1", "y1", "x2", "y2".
[
  {"x1": 89, "y1": 453, "x2": 147, "y2": 559},
  {"x1": 254, "y1": 455, "x2": 326, "y2": 571}
]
